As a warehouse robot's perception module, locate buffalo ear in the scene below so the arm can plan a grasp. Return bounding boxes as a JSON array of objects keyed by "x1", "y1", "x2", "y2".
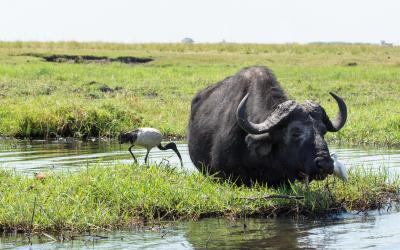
[{"x1": 245, "y1": 134, "x2": 272, "y2": 158}]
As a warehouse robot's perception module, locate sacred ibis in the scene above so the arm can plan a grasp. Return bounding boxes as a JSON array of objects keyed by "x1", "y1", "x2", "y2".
[{"x1": 119, "y1": 127, "x2": 183, "y2": 167}]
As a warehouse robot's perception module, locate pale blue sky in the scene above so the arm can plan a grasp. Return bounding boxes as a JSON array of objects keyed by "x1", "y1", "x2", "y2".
[{"x1": 1, "y1": 0, "x2": 399, "y2": 44}]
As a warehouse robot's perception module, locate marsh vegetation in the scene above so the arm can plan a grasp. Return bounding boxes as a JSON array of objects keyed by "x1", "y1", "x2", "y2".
[
  {"x1": 0, "y1": 42, "x2": 399, "y2": 145},
  {"x1": 0, "y1": 164, "x2": 398, "y2": 233}
]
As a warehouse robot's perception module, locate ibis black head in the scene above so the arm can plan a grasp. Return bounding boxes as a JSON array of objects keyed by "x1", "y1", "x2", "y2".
[
  {"x1": 158, "y1": 142, "x2": 183, "y2": 168},
  {"x1": 118, "y1": 131, "x2": 138, "y2": 144}
]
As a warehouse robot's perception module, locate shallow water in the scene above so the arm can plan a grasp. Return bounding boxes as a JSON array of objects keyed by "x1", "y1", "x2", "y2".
[
  {"x1": 2, "y1": 210, "x2": 400, "y2": 250},
  {"x1": 1, "y1": 140, "x2": 400, "y2": 174},
  {"x1": 0, "y1": 140, "x2": 193, "y2": 173},
  {"x1": 1, "y1": 140, "x2": 400, "y2": 249}
]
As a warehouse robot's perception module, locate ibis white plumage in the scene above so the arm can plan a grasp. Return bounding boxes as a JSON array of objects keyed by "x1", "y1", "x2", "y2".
[
  {"x1": 119, "y1": 127, "x2": 183, "y2": 167},
  {"x1": 330, "y1": 152, "x2": 348, "y2": 182}
]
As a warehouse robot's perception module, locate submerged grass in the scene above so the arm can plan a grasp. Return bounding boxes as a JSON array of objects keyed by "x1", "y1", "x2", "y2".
[
  {"x1": 0, "y1": 42, "x2": 400, "y2": 145},
  {"x1": 0, "y1": 164, "x2": 398, "y2": 233}
]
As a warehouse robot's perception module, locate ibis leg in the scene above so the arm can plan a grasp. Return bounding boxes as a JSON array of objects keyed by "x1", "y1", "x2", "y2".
[
  {"x1": 144, "y1": 149, "x2": 151, "y2": 165},
  {"x1": 128, "y1": 145, "x2": 138, "y2": 164}
]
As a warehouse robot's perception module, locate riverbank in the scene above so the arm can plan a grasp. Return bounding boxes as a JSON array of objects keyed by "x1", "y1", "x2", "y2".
[
  {"x1": 0, "y1": 42, "x2": 399, "y2": 146},
  {"x1": 0, "y1": 164, "x2": 398, "y2": 233}
]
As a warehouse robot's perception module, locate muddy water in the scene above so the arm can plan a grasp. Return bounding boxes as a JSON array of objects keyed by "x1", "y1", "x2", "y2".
[{"x1": 1, "y1": 140, "x2": 400, "y2": 249}]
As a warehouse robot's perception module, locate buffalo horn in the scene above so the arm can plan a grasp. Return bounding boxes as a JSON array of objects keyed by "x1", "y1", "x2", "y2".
[
  {"x1": 323, "y1": 92, "x2": 347, "y2": 132},
  {"x1": 236, "y1": 93, "x2": 299, "y2": 134}
]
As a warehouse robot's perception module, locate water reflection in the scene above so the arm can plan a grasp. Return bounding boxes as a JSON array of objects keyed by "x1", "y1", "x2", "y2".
[
  {"x1": 185, "y1": 218, "x2": 303, "y2": 249},
  {"x1": 0, "y1": 140, "x2": 400, "y2": 175},
  {"x1": 297, "y1": 209, "x2": 400, "y2": 249},
  {"x1": 2, "y1": 210, "x2": 400, "y2": 249},
  {"x1": 0, "y1": 139, "x2": 194, "y2": 173}
]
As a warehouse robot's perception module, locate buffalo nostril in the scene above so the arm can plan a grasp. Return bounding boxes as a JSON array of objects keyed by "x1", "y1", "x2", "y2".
[
  {"x1": 316, "y1": 159, "x2": 334, "y2": 174},
  {"x1": 316, "y1": 161, "x2": 324, "y2": 172}
]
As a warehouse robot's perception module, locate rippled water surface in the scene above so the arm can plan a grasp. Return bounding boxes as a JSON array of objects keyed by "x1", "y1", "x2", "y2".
[
  {"x1": 0, "y1": 140, "x2": 193, "y2": 173},
  {"x1": 1, "y1": 139, "x2": 400, "y2": 249},
  {"x1": 2, "y1": 211, "x2": 400, "y2": 250},
  {"x1": 1, "y1": 140, "x2": 399, "y2": 174}
]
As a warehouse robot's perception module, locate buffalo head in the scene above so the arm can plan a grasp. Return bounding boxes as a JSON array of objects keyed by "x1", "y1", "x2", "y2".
[{"x1": 236, "y1": 92, "x2": 347, "y2": 182}]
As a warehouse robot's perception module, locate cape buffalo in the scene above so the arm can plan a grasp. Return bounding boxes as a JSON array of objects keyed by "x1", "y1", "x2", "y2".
[{"x1": 188, "y1": 66, "x2": 347, "y2": 186}]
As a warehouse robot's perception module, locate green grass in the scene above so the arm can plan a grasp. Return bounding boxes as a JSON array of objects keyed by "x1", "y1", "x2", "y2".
[
  {"x1": 0, "y1": 164, "x2": 398, "y2": 233},
  {"x1": 1, "y1": 42, "x2": 399, "y2": 235},
  {"x1": 0, "y1": 42, "x2": 399, "y2": 145}
]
